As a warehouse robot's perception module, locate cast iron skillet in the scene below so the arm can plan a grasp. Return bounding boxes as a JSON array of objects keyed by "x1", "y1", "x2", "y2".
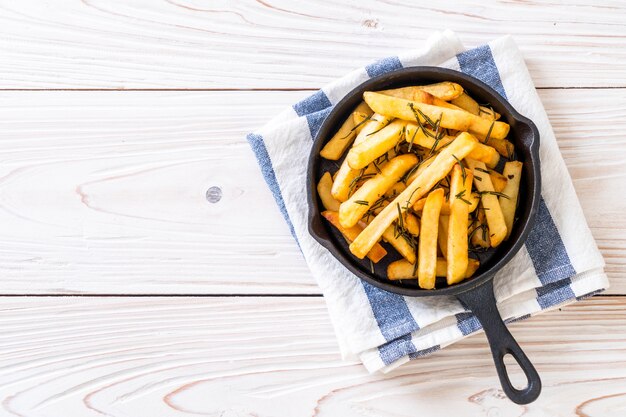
[{"x1": 307, "y1": 67, "x2": 542, "y2": 404}]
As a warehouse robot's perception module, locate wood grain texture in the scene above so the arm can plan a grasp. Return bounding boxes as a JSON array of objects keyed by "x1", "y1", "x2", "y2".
[
  {"x1": 0, "y1": 296, "x2": 624, "y2": 417},
  {"x1": 1, "y1": 0, "x2": 626, "y2": 89},
  {"x1": 0, "y1": 89, "x2": 623, "y2": 294}
]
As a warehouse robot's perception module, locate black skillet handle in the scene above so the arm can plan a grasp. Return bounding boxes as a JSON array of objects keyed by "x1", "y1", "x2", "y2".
[{"x1": 457, "y1": 279, "x2": 542, "y2": 404}]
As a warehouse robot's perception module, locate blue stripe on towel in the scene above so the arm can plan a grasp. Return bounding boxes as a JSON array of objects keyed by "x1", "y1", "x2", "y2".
[
  {"x1": 365, "y1": 56, "x2": 403, "y2": 78},
  {"x1": 305, "y1": 107, "x2": 334, "y2": 140},
  {"x1": 536, "y1": 278, "x2": 575, "y2": 309},
  {"x1": 293, "y1": 90, "x2": 332, "y2": 117},
  {"x1": 456, "y1": 312, "x2": 482, "y2": 335},
  {"x1": 361, "y1": 281, "x2": 419, "y2": 341},
  {"x1": 457, "y1": 45, "x2": 506, "y2": 98},
  {"x1": 409, "y1": 345, "x2": 441, "y2": 360},
  {"x1": 524, "y1": 197, "x2": 576, "y2": 284},
  {"x1": 246, "y1": 133, "x2": 297, "y2": 240},
  {"x1": 456, "y1": 43, "x2": 577, "y2": 327},
  {"x1": 378, "y1": 334, "x2": 415, "y2": 366}
]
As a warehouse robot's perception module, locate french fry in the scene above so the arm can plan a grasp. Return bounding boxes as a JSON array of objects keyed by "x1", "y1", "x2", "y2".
[
  {"x1": 330, "y1": 114, "x2": 392, "y2": 201},
  {"x1": 363, "y1": 91, "x2": 510, "y2": 139},
  {"x1": 406, "y1": 155, "x2": 435, "y2": 185},
  {"x1": 382, "y1": 224, "x2": 416, "y2": 263},
  {"x1": 469, "y1": 191, "x2": 480, "y2": 213},
  {"x1": 381, "y1": 82, "x2": 464, "y2": 101},
  {"x1": 500, "y1": 161, "x2": 523, "y2": 240},
  {"x1": 418, "y1": 188, "x2": 445, "y2": 289},
  {"x1": 470, "y1": 206, "x2": 491, "y2": 248},
  {"x1": 347, "y1": 120, "x2": 407, "y2": 169},
  {"x1": 339, "y1": 154, "x2": 418, "y2": 228},
  {"x1": 450, "y1": 92, "x2": 480, "y2": 115},
  {"x1": 319, "y1": 116, "x2": 356, "y2": 161},
  {"x1": 438, "y1": 215, "x2": 449, "y2": 259},
  {"x1": 404, "y1": 212, "x2": 420, "y2": 236},
  {"x1": 469, "y1": 142, "x2": 500, "y2": 169},
  {"x1": 414, "y1": 197, "x2": 451, "y2": 215},
  {"x1": 466, "y1": 159, "x2": 508, "y2": 247},
  {"x1": 381, "y1": 87, "x2": 466, "y2": 111},
  {"x1": 405, "y1": 123, "x2": 455, "y2": 151},
  {"x1": 317, "y1": 172, "x2": 341, "y2": 211},
  {"x1": 353, "y1": 112, "x2": 370, "y2": 134},
  {"x1": 480, "y1": 136, "x2": 515, "y2": 159},
  {"x1": 321, "y1": 211, "x2": 387, "y2": 263},
  {"x1": 479, "y1": 106, "x2": 501, "y2": 121},
  {"x1": 447, "y1": 164, "x2": 473, "y2": 285},
  {"x1": 388, "y1": 258, "x2": 480, "y2": 280},
  {"x1": 320, "y1": 102, "x2": 372, "y2": 160},
  {"x1": 488, "y1": 170, "x2": 508, "y2": 193},
  {"x1": 349, "y1": 133, "x2": 478, "y2": 259}
]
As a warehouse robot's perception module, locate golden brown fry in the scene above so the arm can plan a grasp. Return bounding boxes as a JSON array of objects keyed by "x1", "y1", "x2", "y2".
[
  {"x1": 447, "y1": 164, "x2": 474, "y2": 284},
  {"x1": 478, "y1": 106, "x2": 501, "y2": 121},
  {"x1": 382, "y1": 225, "x2": 416, "y2": 263},
  {"x1": 319, "y1": 102, "x2": 372, "y2": 160},
  {"x1": 317, "y1": 172, "x2": 341, "y2": 211},
  {"x1": 438, "y1": 215, "x2": 449, "y2": 259},
  {"x1": 388, "y1": 258, "x2": 480, "y2": 280},
  {"x1": 363, "y1": 91, "x2": 510, "y2": 139},
  {"x1": 418, "y1": 188, "x2": 445, "y2": 289},
  {"x1": 404, "y1": 212, "x2": 420, "y2": 236},
  {"x1": 339, "y1": 154, "x2": 418, "y2": 228},
  {"x1": 466, "y1": 158, "x2": 508, "y2": 247},
  {"x1": 321, "y1": 211, "x2": 387, "y2": 263},
  {"x1": 404, "y1": 123, "x2": 455, "y2": 151},
  {"x1": 330, "y1": 114, "x2": 392, "y2": 201},
  {"x1": 500, "y1": 161, "x2": 523, "y2": 239},
  {"x1": 347, "y1": 120, "x2": 407, "y2": 170},
  {"x1": 479, "y1": 136, "x2": 515, "y2": 158},
  {"x1": 469, "y1": 191, "x2": 480, "y2": 213},
  {"x1": 469, "y1": 142, "x2": 500, "y2": 169},
  {"x1": 488, "y1": 170, "x2": 508, "y2": 193},
  {"x1": 414, "y1": 197, "x2": 451, "y2": 215},
  {"x1": 406, "y1": 155, "x2": 435, "y2": 185},
  {"x1": 349, "y1": 133, "x2": 478, "y2": 259},
  {"x1": 450, "y1": 92, "x2": 480, "y2": 115},
  {"x1": 385, "y1": 182, "x2": 406, "y2": 198},
  {"x1": 470, "y1": 206, "x2": 491, "y2": 248},
  {"x1": 380, "y1": 82, "x2": 464, "y2": 101}
]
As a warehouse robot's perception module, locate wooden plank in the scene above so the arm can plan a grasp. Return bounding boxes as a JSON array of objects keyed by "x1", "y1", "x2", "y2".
[
  {"x1": 0, "y1": 296, "x2": 624, "y2": 416},
  {"x1": 1, "y1": 1, "x2": 626, "y2": 89},
  {"x1": 0, "y1": 89, "x2": 623, "y2": 295}
]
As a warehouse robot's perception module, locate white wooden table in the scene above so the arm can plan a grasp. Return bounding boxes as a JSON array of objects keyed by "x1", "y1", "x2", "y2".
[{"x1": 1, "y1": 1, "x2": 625, "y2": 416}]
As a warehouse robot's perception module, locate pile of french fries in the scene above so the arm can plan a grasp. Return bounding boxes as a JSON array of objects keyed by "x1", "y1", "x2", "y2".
[{"x1": 317, "y1": 82, "x2": 524, "y2": 289}]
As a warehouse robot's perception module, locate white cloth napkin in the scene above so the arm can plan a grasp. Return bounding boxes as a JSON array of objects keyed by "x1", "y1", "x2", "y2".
[{"x1": 247, "y1": 31, "x2": 608, "y2": 372}]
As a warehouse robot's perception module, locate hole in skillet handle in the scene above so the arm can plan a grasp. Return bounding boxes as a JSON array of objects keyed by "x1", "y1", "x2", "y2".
[{"x1": 457, "y1": 279, "x2": 542, "y2": 404}]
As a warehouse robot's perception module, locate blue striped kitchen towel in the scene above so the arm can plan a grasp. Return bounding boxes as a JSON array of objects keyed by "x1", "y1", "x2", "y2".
[{"x1": 246, "y1": 31, "x2": 608, "y2": 372}]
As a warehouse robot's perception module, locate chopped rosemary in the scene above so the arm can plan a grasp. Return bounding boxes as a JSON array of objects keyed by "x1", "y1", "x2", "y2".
[
  {"x1": 508, "y1": 174, "x2": 515, "y2": 180},
  {"x1": 478, "y1": 190, "x2": 510, "y2": 199},
  {"x1": 354, "y1": 200, "x2": 370, "y2": 206},
  {"x1": 452, "y1": 154, "x2": 466, "y2": 181},
  {"x1": 340, "y1": 113, "x2": 373, "y2": 139},
  {"x1": 475, "y1": 167, "x2": 490, "y2": 174},
  {"x1": 372, "y1": 160, "x2": 382, "y2": 174},
  {"x1": 455, "y1": 189, "x2": 471, "y2": 205},
  {"x1": 402, "y1": 162, "x2": 420, "y2": 184},
  {"x1": 407, "y1": 125, "x2": 418, "y2": 152},
  {"x1": 404, "y1": 187, "x2": 420, "y2": 210},
  {"x1": 366, "y1": 123, "x2": 387, "y2": 136},
  {"x1": 482, "y1": 121, "x2": 495, "y2": 144},
  {"x1": 369, "y1": 259, "x2": 375, "y2": 274},
  {"x1": 396, "y1": 203, "x2": 404, "y2": 229}
]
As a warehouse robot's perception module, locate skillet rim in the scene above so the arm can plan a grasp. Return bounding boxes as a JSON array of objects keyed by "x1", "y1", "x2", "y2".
[{"x1": 306, "y1": 66, "x2": 541, "y2": 297}]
